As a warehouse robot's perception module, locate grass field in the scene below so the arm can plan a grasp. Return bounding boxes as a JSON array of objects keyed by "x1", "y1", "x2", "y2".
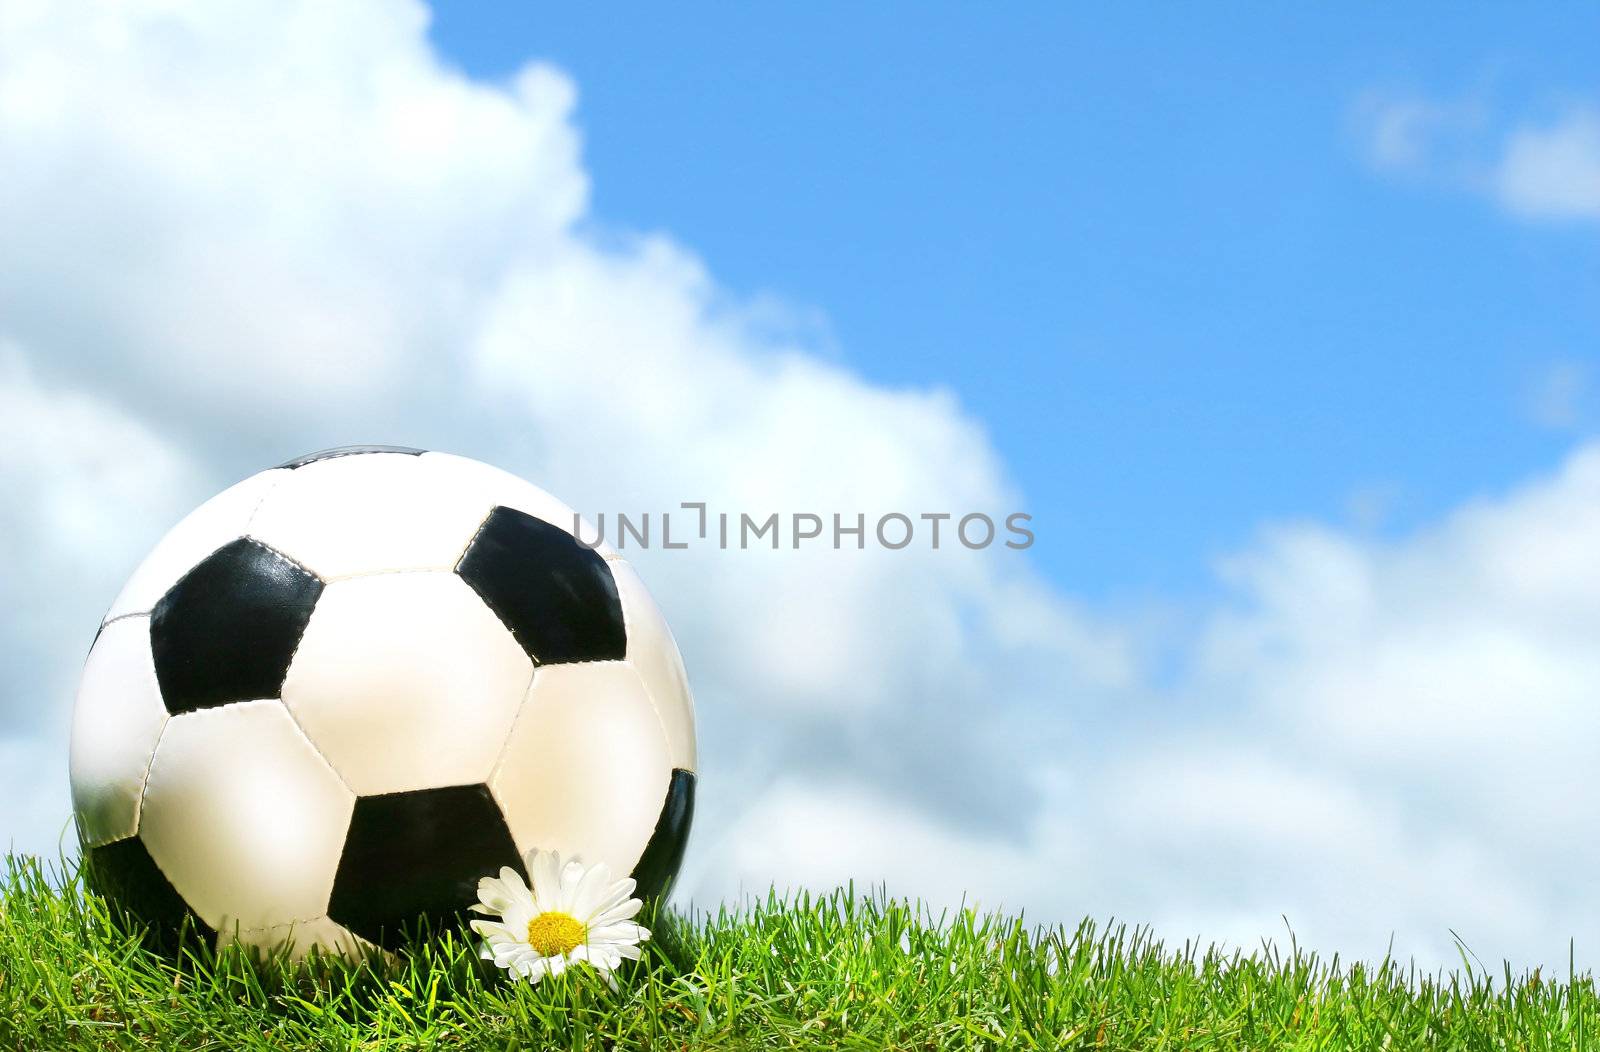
[{"x1": 0, "y1": 854, "x2": 1593, "y2": 1050}]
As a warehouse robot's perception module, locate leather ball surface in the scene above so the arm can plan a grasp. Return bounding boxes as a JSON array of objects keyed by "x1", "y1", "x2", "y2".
[{"x1": 70, "y1": 446, "x2": 696, "y2": 957}]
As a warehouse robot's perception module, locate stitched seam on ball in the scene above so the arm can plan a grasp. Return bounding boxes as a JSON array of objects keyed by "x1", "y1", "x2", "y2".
[
  {"x1": 448, "y1": 506, "x2": 495, "y2": 573},
  {"x1": 111, "y1": 536, "x2": 246, "y2": 621},
  {"x1": 449, "y1": 513, "x2": 545, "y2": 658},
  {"x1": 322, "y1": 566, "x2": 457, "y2": 584},
  {"x1": 487, "y1": 662, "x2": 541, "y2": 781},
  {"x1": 413, "y1": 452, "x2": 506, "y2": 562},
  {"x1": 268, "y1": 538, "x2": 355, "y2": 800},
  {"x1": 124, "y1": 714, "x2": 173, "y2": 847},
  {"x1": 616, "y1": 564, "x2": 686, "y2": 768},
  {"x1": 240, "y1": 468, "x2": 291, "y2": 535},
  {"x1": 272, "y1": 538, "x2": 322, "y2": 677},
  {"x1": 128, "y1": 719, "x2": 208, "y2": 926},
  {"x1": 451, "y1": 508, "x2": 625, "y2": 663},
  {"x1": 623, "y1": 660, "x2": 676, "y2": 777},
  {"x1": 451, "y1": 509, "x2": 616, "y2": 665},
  {"x1": 616, "y1": 571, "x2": 677, "y2": 752},
  {"x1": 254, "y1": 542, "x2": 340, "y2": 788},
  {"x1": 532, "y1": 655, "x2": 629, "y2": 667},
  {"x1": 231, "y1": 915, "x2": 367, "y2": 944},
  {"x1": 466, "y1": 580, "x2": 546, "y2": 664},
  {"x1": 111, "y1": 471, "x2": 286, "y2": 622},
  {"x1": 274, "y1": 695, "x2": 358, "y2": 799},
  {"x1": 258, "y1": 703, "x2": 360, "y2": 927},
  {"x1": 452, "y1": 511, "x2": 493, "y2": 575},
  {"x1": 220, "y1": 908, "x2": 331, "y2": 937}
]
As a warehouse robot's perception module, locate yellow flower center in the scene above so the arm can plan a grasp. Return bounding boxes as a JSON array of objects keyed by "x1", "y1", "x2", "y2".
[{"x1": 526, "y1": 910, "x2": 586, "y2": 956}]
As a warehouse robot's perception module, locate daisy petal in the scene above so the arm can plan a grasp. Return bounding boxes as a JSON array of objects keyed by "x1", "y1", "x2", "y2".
[
  {"x1": 473, "y1": 876, "x2": 511, "y2": 915},
  {"x1": 499, "y1": 865, "x2": 531, "y2": 896},
  {"x1": 591, "y1": 898, "x2": 644, "y2": 928},
  {"x1": 587, "y1": 921, "x2": 646, "y2": 945},
  {"x1": 475, "y1": 866, "x2": 533, "y2": 918},
  {"x1": 560, "y1": 856, "x2": 588, "y2": 895},
  {"x1": 570, "y1": 860, "x2": 615, "y2": 918},
  {"x1": 589, "y1": 881, "x2": 639, "y2": 919},
  {"x1": 501, "y1": 902, "x2": 534, "y2": 934},
  {"x1": 493, "y1": 944, "x2": 533, "y2": 967},
  {"x1": 530, "y1": 850, "x2": 563, "y2": 908},
  {"x1": 469, "y1": 919, "x2": 516, "y2": 944}
]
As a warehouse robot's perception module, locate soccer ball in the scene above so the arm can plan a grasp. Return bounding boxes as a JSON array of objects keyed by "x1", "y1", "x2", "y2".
[{"x1": 70, "y1": 446, "x2": 696, "y2": 958}]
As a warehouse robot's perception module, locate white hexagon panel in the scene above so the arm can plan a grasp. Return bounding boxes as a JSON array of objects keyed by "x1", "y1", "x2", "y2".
[
  {"x1": 491, "y1": 662, "x2": 676, "y2": 880},
  {"x1": 227, "y1": 915, "x2": 377, "y2": 962},
  {"x1": 246, "y1": 450, "x2": 484, "y2": 579},
  {"x1": 612, "y1": 558, "x2": 697, "y2": 771},
  {"x1": 69, "y1": 617, "x2": 169, "y2": 847},
  {"x1": 282, "y1": 572, "x2": 533, "y2": 796},
  {"x1": 138, "y1": 699, "x2": 354, "y2": 935}
]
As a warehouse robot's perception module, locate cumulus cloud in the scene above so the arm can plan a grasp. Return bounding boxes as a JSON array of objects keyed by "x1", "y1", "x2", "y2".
[
  {"x1": 706, "y1": 446, "x2": 1600, "y2": 970},
  {"x1": 1358, "y1": 90, "x2": 1600, "y2": 223},
  {"x1": 0, "y1": 0, "x2": 1125, "y2": 876},
  {"x1": 0, "y1": 347, "x2": 199, "y2": 719},
  {"x1": 0, "y1": 0, "x2": 585, "y2": 459},
  {"x1": 1, "y1": 0, "x2": 1598, "y2": 974},
  {"x1": 0, "y1": 346, "x2": 198, "y2": 852},
  {"x1": 1353, "y1": 90, "x2": 1487, "y2": 181},
  {"x1": 1154, "y1": 450, "x2": 1600, "y2": 965},
  {"x1": 1496, "y1": 109, "x2": 1600, "y2": 220},
  {"x1": 1356, "y1": 94, "x2": 1479, "y2": 176}
]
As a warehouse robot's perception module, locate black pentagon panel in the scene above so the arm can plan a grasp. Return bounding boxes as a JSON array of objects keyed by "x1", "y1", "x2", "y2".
[
  {"x1": 150, "y1": 538, "x2": 322, "y2": 715},
  {"x1": 276, "y1": 444, "x2": 425, "y2": 469},
  {"x1": 631, "y1": 769, "x2": 696, "y2": 902},
  {"x1": 329, "y1": 784, "x2": 525, "y2": 951},
  {"x1": 456, "y1": 506, "x2": 626, "y2": 664},
  {"x1": 84, "y1": 837, "x2": 216, "y2": 956}
]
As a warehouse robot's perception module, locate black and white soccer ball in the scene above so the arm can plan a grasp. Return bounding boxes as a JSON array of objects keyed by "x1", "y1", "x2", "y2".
[{"x1": 70, "y1": 446, "x2": 696, "y2": 958}]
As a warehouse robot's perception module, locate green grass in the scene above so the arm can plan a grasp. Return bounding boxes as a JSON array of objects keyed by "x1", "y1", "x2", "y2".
[{"x1": 0, "y1": 853, "x2": 1594, "y2": 1050}]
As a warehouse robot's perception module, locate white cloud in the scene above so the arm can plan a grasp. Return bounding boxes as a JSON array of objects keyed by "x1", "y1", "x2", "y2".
[
  {"x1": 1144, "y1": 451, "x2": 1600, "y2": 964},
  {"x1": 686, "y1": 443, "x2": 1600, "y2": 970},
  {"x1": 0, "y1": 0, "x2": 585, "y2": 434},
  {"x1": 0, "y1": 0, "x2": 1124, "y2": 871},
  {"x1": 1353, "y1": 90, "x2": 1487, "y2": 182},
  {"x1": 1358, "y1": 91, "x2": 1600, "y2": 224},
  {"x1": 1, "y1": 0, "x2": 1599, "y2": 976},
  {"x1": 1358, "y1": 96, "x2": 1466, "y2": 174},
  {"x1": 0, "y1": 347, "x2": 200, "y2": 721},
  {"x1": 0, "y1": 346, "x2": 200, "y2": 854},
  {"x1": 1496, "y1": 110, "x2": 1600, "y2": 220},
  {"x1": 690, "y1": 776, "x2": 1042, "y2": 912}
]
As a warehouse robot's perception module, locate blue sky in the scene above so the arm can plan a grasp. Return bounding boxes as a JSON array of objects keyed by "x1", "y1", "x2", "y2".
[{"x1": 431, "y1": 2, "x2": 1600, "y2": 599}]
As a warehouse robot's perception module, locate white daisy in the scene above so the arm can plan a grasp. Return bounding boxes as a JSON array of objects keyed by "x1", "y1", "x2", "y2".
[{"x1": 469, "y1": 849, "x2": 651, "y2": 989}]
